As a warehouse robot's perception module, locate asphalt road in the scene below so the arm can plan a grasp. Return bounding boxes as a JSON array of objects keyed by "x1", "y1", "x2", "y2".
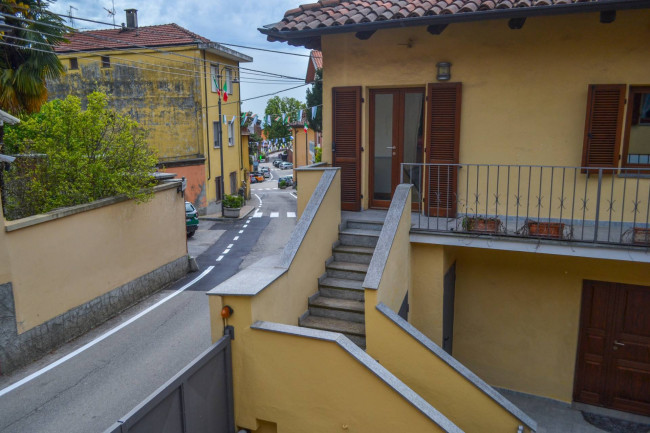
[{"x1": 0, "y1": 163, "x2": 296, "y2": 433}]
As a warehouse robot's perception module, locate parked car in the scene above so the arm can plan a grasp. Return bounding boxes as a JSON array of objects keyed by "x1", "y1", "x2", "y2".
[
  {"x1": 185, "y1": 202, "x2": 199, "y2": 238},
  {"x1": 249, "y1": 174, "x2": 258, "y2": 184},
  {"x1": 280, "y1": 161, "x2": 293, "y2": 170},
  {"x1": 251, "y1": 172, "x2": 265, "y2": 182},
  {"x1": 278, "y1": 175, "x2": 294, "y2": 188},
  {"x1": 273, "y1": 159, "x2": 282, "y2": 168},
  {"x1": 260, "y1": 167, "x2": 271, "y2": 178}
]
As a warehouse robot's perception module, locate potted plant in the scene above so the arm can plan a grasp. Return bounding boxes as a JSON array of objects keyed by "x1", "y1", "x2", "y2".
[
  {"x1": 222, "y1": 194, "x2": 243, "y2": 218},
  {"x1": 633, "y1": 227, "x2": 650, "y2": 245},
  {"x1": 461, "y1": 216, "x2": 501, "y2": 233},
  {"x1": 526, "y1": 220, "x2": 565, "y2": 239}
]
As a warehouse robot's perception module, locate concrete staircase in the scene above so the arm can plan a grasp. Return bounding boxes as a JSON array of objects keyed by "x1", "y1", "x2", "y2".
[{"x1": 299, "y1": 219, "x2": 383, "y2": 349}]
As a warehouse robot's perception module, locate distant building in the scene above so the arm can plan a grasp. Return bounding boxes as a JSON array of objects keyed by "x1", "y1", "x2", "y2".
[{"x1": 49, "y1": 9, "x2": 252, "y2": 210}]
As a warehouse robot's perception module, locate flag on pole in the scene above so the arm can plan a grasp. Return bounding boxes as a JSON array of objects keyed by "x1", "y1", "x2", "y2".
[
  {"x1": 304, "y1": 123, "x2": 308, "y2": 132},
  {"x1": 222, "y1": 80, "x2": 229, "y2": 102},
  {"x1": 213, "y1": 77, "x2": 221, "y2": 97}
]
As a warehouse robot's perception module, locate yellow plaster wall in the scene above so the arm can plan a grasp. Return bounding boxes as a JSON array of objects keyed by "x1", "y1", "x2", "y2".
[
  {"x1": 365, "y1": 290, "x2": 532, "y2": 433},
  {"x1": 5, "y1": 186, "x2": 187, "y2": 332},
  {"x1": 419, "y1": 246, "x2": 650, "y2": 402},
  {"x1": 294, "y1": 168, "x2": 325, "y2": 218},
  {"x1": 321, "y1": 11, "x2": 650, "y2": 210},
  {"x1": 0, "y1": 198, "x2": 12, "y2": 285},
  {"x1": 291, "y1": 127, "x2": 316, "y2": 169}
]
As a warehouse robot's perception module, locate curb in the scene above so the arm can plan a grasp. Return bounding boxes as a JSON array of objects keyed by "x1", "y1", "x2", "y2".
[{"x1": 199, "y1": 205, "x2": 256, "y2": 222}]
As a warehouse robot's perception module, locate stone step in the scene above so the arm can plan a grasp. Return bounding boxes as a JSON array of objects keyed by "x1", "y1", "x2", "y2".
[
  {"x1": 309, "y1": 295, "x2": 365, "y2": 323},
  {"x1": 319, "y1": 277, "x2": 364, "y2": 301},
  {"x1": 326, "y1": 261, "x2": 369, "y2": 281},
  {"x1": 339, "y1": 228, "x2": 380, "y2": 248},
  {"x1": 333, "y1": 245, "x2": 375, "y2": 264},
  {"x1": 299, "y1": 315, "x2": 366, "y2": 348},
  {"x1": 345, "y1": 219, "x2": 384, "y2": 232}
]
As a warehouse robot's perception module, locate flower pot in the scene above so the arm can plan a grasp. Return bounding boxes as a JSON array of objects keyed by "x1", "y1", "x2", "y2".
[
  {"x1": 527, "y1": 221, "x2": 564, "y2": 239},
  {"x1": 633, "y1": 227, "x2": 650, "y2": 245},
  {"x1": 223, "y1": 207, "x2": 241, "y2": 218},
  {"x1": 464, "y1": 217, "x2": 500, "y2": 233}
]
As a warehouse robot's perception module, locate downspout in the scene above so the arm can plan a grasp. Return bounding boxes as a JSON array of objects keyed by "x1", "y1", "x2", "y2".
[{"x1": 202, "y1": 49, "x2": 211, "y2": 180}]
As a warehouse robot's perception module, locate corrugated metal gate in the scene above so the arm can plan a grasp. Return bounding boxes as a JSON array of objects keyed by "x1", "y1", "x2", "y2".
[{"x1": 104, "y1": 333, "x2": 234, "y2": 433}]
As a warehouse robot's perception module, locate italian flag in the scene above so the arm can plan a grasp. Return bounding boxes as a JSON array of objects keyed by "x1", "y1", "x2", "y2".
[
  {"x1": 213, "y1": 77, "x2": 220, "y2": 97},
  {"x1": 222, "y1": 81, "x2": 229, "y2": 102},
  {"x1": 304, "y1": 123, "x2": 308, "y2": 132}
]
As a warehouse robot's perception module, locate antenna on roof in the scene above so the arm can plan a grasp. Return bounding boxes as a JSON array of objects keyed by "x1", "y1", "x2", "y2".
[
  {"x1": 68, "y1": 6, "x2": 78, "y2": 28},
  {"x1": 104, "y1": 0, "x2": 116, "y2": 27}
]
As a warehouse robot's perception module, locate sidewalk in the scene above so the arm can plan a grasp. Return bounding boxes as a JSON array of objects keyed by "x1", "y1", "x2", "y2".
[{"x1": 200, "y1": 201, "x2": 256, "y2": 221}]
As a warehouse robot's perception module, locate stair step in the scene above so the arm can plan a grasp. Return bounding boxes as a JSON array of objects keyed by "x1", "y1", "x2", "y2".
[
  {"x1": 319, "y1": 277, "x2": 364, "y2": 301},
  {"x1": 299, "y1": 315, "x2": 365, "y2": 337},
  {"x1": 310, "y1": 295, "x2": 365, "y2": 323},
  {"x1": 339, "y1": 228, "x2": 380, "y2": 248},
  {"x1": 326, "y1": 261, "x2": 369, "y2": 281},
  {"x1": 333, "y1": 245, "x2": 375, "y2": 264},
  {"x1": 345, "y1": 219, "x2": 384, "y2": 232}
]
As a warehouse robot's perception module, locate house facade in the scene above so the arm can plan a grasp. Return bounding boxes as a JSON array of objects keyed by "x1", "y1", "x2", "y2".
[
  {"x1": 260, "y1": 0, "x2": 650, "y2": 420},
  {"x1": 49, "y1": 10, "x2": 252, "y2": 211}
]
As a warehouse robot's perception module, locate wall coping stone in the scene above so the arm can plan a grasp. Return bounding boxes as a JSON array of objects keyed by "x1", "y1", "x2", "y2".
[
  {"x1": 376, "y1": 302, "x2": 538, "y2": 432},
  {"x1": 363, "y1": 184, "x2": 411, "y2": 290},
  {"x1": 4, "y1": 182, "x2": 180, "y2": 232},
  {"x1": 251, "y1": 320, "x2": 463, "y2": 433},
  {"x1": 294, "y1": 162, "x2": 332, "y2": 171}
]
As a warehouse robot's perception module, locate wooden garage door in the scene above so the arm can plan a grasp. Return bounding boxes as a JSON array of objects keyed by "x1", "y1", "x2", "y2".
[{"x1": 574, "y1": 281, "x2": 650, "y2": 416}]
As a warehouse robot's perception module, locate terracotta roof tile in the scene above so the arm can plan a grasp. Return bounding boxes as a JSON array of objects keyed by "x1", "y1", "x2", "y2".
[
  {"x1": 262, "y1": 0, "x2": 625, "y2": 39},
  {"x1": 55, "y1": 23, "x2": 211, "y2": 53}
]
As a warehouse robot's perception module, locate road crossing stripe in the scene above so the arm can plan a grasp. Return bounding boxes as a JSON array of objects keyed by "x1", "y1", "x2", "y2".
[
  {"x1": 252, "y1": 212, "x2": 263, "y2": 218},
  {"x1": 223, "y1": 249, "x2": 231, "y2": 254},
  {"x1": 227, "y1": 244, "x2": 233, "y2": 248},
  {"x1": 270, "y1": 212, "x2": 279, "y2": 218},
  {"x1": 239, "y1": 230, "x2": 244, "y2": 234},
  {"x1": 233, "y1": 236, "x2": 239, "y2": 240},
  {"x1": 287, "y1": 212, "x2": 296, "y2": 218}
]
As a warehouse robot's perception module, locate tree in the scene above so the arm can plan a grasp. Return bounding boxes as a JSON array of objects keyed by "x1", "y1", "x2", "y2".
[
  {"x1": 305, "y1": 68, "x2": 322, "y2": 132},
  {"x1": 0, "y1": 0, "x2": 68, "y2": 115},
  {"x1": 3, "y1": 92, "x2": 158, "y2": 219},
  {"x1": 263, "y1": 96, "x2": 305, "y2": 141}
]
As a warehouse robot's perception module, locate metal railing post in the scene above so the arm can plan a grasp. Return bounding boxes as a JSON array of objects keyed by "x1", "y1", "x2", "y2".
[{"x1": 594, "y1": 168, "x2": 603, "y2": 242}]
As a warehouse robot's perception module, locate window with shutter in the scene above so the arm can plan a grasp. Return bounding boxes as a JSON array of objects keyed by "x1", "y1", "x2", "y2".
[
  {"x1": 426, "y1": 83, "x2": 461, "y2": 217},
  {"x1": 582, "y1": 84, "x2": 625, "y2": 172},
  {"x1": 332, "y1": 86, "x2": 362, "y2": 211},
  {"x1": 622, "y1": 86, "x2": 650, "y2": 167}
]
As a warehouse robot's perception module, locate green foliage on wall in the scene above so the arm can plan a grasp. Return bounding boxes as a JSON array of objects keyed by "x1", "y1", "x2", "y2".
[{"x1": 3, "y1": 92, "x2": 158, "y2": 219}]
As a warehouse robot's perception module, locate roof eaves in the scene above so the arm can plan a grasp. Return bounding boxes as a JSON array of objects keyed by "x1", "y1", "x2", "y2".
[
  {"x1": 198, "y1": 42, "x2": 253, "y2": 63},
  {"x1": 260, "y1": 0, "x2": 650, "y2": 42}
]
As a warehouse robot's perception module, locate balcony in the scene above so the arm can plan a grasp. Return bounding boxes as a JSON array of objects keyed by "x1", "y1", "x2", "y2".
[{"x1": 401, "y1": 163, "x2": 650, "y2": 249}]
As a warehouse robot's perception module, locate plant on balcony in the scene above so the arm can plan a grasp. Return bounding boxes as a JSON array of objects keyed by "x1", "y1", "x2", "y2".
[
  {"x1": 526, "y1": 220, "x2": 565, "y2": 239},
  {"x1": 461, "y1": 216, "x2": 501, "y2": 233},
  {"x1": 222, "y1": 194, "x2": 243, "y2": 218}
]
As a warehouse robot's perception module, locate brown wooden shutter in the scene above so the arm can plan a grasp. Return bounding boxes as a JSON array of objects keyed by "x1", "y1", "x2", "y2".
[
  {"x1": 582, "y1": 84, "x2": 625, "y2": 172},
  {"x1": 332, "y1": 86, "x2": 361, "y2": 211},
  {"x1": 426, "y1": 83, "x2": 461, "y2": 217}
]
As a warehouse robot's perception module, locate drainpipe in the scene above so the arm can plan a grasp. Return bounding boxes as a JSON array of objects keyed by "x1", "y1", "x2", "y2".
[{"x1": 202, "y1": 50, "x2": 211, "y2": 181}]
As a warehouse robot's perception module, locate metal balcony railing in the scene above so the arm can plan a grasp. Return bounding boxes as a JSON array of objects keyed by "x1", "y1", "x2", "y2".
[{"x1": 400, "y1": 163, "x2": 650, "y2": 247}]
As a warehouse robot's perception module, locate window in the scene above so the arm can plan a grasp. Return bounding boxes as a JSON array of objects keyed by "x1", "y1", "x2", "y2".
[
  {"x1": 623, "y1": 86, "x2": 650, "y2": 166},
  {"x1": 230, "y1": 171, "x2": 237, "y2": 195},
  {"x1": 69, "y1": 58, "x2": 78, "y2": 70},
  {"x1": 213, "y1": 121, "x2": 221, "y2": 148},
  {"x1": 215, "y1": 176, "x2": 222, "y2": 202},
  {"x1": 210, "y1": 65, "x2": 218, "y2": 92},
  {"x1": 225, "y1": 68, "x2": 233, "y2": 95},
  {"x1": 228, "y1": 121, "x2": 235, "y2": 147},
  {"x1": 101, "y1": 56, "x2": 110, "y2": 68}
]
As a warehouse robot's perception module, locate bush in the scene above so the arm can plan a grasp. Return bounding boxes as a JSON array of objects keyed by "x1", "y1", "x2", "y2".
[
  {"x1": 314, "y1": 147, "x2": 322, "y2": 163},
  {"x1": 278, "y1": 180, "x2": 287, "y2": 189},
  {"x1": 223, "y1": 194, "x2": 243, "y2": 208},
  {"x1": 3, "y1": 92, "x2": 157, "y2": 219}
]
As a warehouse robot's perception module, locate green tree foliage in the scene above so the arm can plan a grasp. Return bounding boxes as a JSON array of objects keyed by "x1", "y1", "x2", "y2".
[
  {"x1": 0, "y1": 0, "x2": 68, "y2": 115},
  {"x1": 263, "y1": 96, "x2": 305, "y2": 141},
  {"x1": 3, "y1": 92, "x2": 158, "y2": 219},
  {"x1": 305, "y1": 68, "x2": 322, "y2": 132}
]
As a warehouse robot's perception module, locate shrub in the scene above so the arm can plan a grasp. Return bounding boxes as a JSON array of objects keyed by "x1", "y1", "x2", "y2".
[{"x1": 223, "y1": 194, "x2": 243, "y2": 208}]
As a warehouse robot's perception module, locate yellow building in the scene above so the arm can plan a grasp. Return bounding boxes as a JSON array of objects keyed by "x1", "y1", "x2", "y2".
[
  {"x1": 227, "y1": 0, "x2": 650, "y2": 427},
  {"x1": 49, "y1": 9, "x2": 252, "y2": 211}
]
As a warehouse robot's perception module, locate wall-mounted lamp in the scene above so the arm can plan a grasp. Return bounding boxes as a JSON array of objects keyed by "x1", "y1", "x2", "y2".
[
  {"x1": 221, "y1": 305, "x2": 234, "y2": 319},
  {"x1": 436, "y1": 62, "x2": 452, "y2": 81}
]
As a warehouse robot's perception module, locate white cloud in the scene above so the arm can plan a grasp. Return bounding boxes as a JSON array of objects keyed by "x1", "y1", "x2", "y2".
[{"x1": 50, "y1": 0, "x2": 313, "y2": 115}]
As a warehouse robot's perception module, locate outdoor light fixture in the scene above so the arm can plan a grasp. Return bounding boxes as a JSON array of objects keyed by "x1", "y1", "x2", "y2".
[
  {"x1": 436, "y1": 62, "x2": 452, "y2": 81},
  {"x1": 221, "y1": 305, "x2": 234, "y2": 319}
]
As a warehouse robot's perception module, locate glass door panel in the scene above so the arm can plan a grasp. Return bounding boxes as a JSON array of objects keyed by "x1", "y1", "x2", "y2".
[
  {"x1": 402, "y1": 91, "x2": 424, "y2": 205},
  {"x1": 373, "y1": 93, "x2": 394, "y2": 201}
]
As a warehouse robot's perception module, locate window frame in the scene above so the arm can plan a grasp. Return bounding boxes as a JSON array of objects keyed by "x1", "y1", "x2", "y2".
[
  {"x1": 210, "y1": 65, "x2": 218, "y2": 93},
  {"x1": 228, "y1": 121, "x2": 235, "y2": 147},
  {"x1": 213, "y1": 121, "x2": 221, "y2": 149},
  {"x1": 225, "y1": 68, "x2": 233, "y2": 95},
  {"x1": 622, "y1": 85, "x2": 650, "y2": 168}
]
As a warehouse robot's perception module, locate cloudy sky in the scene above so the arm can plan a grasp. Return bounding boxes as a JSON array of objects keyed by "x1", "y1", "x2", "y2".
[{"x1": 49, "y1": 0, "x2": 312, "y2": 117}]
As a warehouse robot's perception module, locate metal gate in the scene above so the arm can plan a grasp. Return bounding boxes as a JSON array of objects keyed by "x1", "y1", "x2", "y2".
[{"x1": 104, "y1": 333, "x2": 234, "y2": 433}]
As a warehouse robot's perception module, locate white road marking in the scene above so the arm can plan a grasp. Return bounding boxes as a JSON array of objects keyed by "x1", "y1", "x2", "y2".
[
  {"x1": 270, "y1": 212, "x2": 279, "y2": 218},
  {"x1": 216, "y1": 255, "x2": 224, "y2": 262},
  {"x1": 290, "y1": 192, "x2": 298, "y2": 199},
  {"x1": 238, "y1": 230, "x2": 244, "y2": 234},
  {"x1": 227, "y1": 244, "x2": 234, "y2": 249},
  {"x1": 233, "y1": 236, "x2": 239, "y2": 241},
  {"x1": 0, "y1": 266, "x2": 215, "y2": 398},
  {"x1": 252, "y1": 212, "x2": 263, "y2": 218},
  {"x1": 287, "y1": 212, "x2": 296, "y2": 218},
  {"x1": 243, "y1": 224, "x2": 248, "y2": 228},
  {"x1": 223, "y1": 249, "x2": 231, "y2": 254},
  {"x1": 254, "y1": 193, "x2": 262, "y2": 206}
]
